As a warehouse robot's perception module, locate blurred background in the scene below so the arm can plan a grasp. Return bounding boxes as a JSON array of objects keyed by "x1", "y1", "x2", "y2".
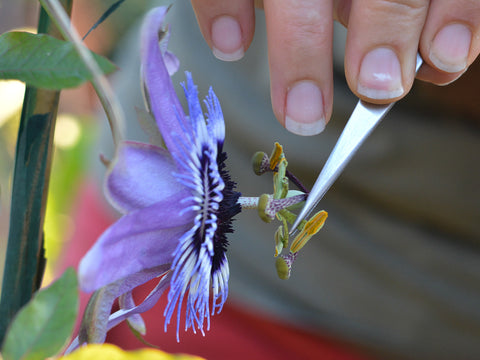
[{"x1": 1, "y1": 1, "x2": 479, "y2": 359}]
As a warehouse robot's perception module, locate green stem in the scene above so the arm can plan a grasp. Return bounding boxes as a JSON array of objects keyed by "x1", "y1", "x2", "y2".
[
  {"x1": 0, "y1": 0, "x2": 73, "y2": 345},
  {"x1": 39, "y1": 0, "x2": 125, "y2": 150}
]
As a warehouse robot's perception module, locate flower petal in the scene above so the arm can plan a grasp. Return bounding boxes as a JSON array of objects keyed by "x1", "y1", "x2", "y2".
[
  {"x1": 181, "y1": 72, "x2": 205, "y2": 130},
  {"x1": 164, "y1": 51, "x2": 180, "y2": 76},
  {"x1": 106, "y1": 141, "x2": 187, "y2": 213},
  {"x1": 141, "y1": 7, "x2": 190, "y2": 158},
  {"x1": 157, "y1": 23, "x2": 179, "y2": 76},
  {"x1": 106, "y1": 272, "x2": 172, "y2": 332},
  {"x1": 119, "y1": 291, "x2": 146, "y2": 335},
  {"x1": 204, "y1": 87, "x2": 225, "y2": 150},
  {"x1": 79, "y1": 197, "x2": 194, "y2": 292},
  {"x1": 78, "y1": 265, "x2": 170, "y2": 345}
]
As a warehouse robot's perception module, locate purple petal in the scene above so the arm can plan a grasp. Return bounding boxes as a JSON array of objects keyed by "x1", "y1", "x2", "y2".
[
  {"x1": 105, "y1": 141, "x2": 187, "y2": 213},
  {"x1": 119, "y1": 291, "x2": 146, "y2": 335},
  {"x1": 181, "y1": 72, "x2": 205, "y2": 130},
  {"x1": 204, "y1": 87, "x2": 225, "y2": 150},
  {"x1": 164, "y1": 51, "x2": 180, "y2": 75},
  {"x1": 141, "y1": 7, "x2": 190, "y2": 157},
  {"x1": 163, "y1": 49, "x2": 180, "y2": 76},
  {"x1": 106, "y1": 272, "x2": 172, "y2": 332},
  {"x1": 79, "y1": 197, "x2": 194, "y2": 292},
  {"x1": 78, "y1": 265, "x2": 170, "y2": 345},
  {"x1": 158, "y1": 25, "x2": 179, "y2": 76},
  {"x1": 65, "y1": 338, "x2": 79, "y2": 354}
]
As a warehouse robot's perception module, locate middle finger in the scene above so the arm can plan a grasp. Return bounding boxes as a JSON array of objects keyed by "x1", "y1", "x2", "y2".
[{"x1": 344, "y1": 0, "x2": 430, "y2": 104}]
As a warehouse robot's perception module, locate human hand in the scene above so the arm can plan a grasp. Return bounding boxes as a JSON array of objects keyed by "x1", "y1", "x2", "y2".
[{"x1": 191, "y1": 0, "x2": 480, "y2": 136}]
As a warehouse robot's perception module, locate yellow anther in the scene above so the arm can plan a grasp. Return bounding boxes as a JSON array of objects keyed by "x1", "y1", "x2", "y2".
[
  {"x1": 269, "y1": 142, "x2": 284, "y2": 170},
  {"x1": 290, "y1": 210, "x2": 328, "y2": 253}
]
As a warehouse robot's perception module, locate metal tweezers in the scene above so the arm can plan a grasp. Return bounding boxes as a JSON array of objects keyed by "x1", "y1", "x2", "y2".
[{"x1": 290, "y1": 53, "x2": 424, "y2": 233}]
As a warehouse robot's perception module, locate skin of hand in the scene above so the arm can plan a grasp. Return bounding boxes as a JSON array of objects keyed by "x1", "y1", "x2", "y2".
[{"x1": 191, "y1": 0, "x2": 480, "y2": 136}]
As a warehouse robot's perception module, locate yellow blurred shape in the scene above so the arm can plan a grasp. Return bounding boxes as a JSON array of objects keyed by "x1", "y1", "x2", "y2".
[
  {"x1": 0, "y1": 28, "x2": 36, "y2": 127},
  {"x1": 59, "y1": 343, "x2": 205, "y2": 360},
  {"x1": 0, "y1": 80, "x2": 25, "y2": 127},
  {"x1": 54, "y1": 114, "x2": 81, "y2": 149}
]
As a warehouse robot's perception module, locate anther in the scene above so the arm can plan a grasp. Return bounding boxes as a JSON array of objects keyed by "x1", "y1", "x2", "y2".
[
  {"x1": 275, "y1": 252, "x2": 298, "y2": 280},
  {"x1": 290, "y1": 210, "x2": 328, "y2": 253},
  {"x1": 251, "y1": 151, "x2": 270, "y2": 176},
  {"x1": 269, "y1": 142, "x2": 283, "y2": 170}
]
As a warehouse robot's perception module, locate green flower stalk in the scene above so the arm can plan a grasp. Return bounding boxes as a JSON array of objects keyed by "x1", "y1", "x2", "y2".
[{"x1": 0, "y1": 0, "x2": 73, "y2": 344}]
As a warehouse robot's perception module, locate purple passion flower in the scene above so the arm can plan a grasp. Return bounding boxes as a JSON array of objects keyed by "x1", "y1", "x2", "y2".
[{"x1": 77, "y1": 6, "x2": 241, "y2": 343}]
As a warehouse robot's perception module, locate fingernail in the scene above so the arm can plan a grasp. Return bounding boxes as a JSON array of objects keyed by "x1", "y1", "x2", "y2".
[
  {"x1": 211, "y1": 16, "x2": 244, "y2": 61},
  {"x1": 430, "y1": 23, "x2": 471, "y2": 73},
  {"x1": 285, "y1": 81, "x2": 325, "y2": 136},
  {"x1": 357, "y1": 47, "x2": 404, "y2": 100}
]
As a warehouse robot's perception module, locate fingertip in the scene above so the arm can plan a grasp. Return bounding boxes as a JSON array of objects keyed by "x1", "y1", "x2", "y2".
[
  {"x1": 416, "y1": 64, "x2": 467, "y2": 86},
  {"x1": 356, "y1": 47, "x2": 405, "y2": 101},
  {"x1": 191, "y1": 1, "x2": 255, "y2": 62},
  {"x1": 284, "y1": 81, "x2": 326, "y2": 136},
  {"x1": 211, "y1": 15, "x2": 245, "y2": 61},
  {"x1": 429, "y1": 23, "x2": 472, "y2": 73},
  {"x1": 343, "y1": 0, "x2": 431, "y2": 103},
  {"x1": 417, "y1": 0, "x2": 480, "y2": 85}
]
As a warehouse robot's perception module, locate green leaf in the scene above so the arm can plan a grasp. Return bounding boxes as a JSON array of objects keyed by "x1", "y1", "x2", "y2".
[
  {"x1": 2, "y1": 268, "x2": 79, "y2": 360},
  {"x1": 0, "y1": 31, "x2": 116, "y2": 89}
]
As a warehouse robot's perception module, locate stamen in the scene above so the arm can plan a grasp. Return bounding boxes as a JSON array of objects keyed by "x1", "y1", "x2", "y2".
[
  {"x1": 258, "y1": 193, "x2": 307, "y2": 223},
  {"x1": 290, "y1": 210, "x2": 328, "y2": 253},
  {"x1": 273, "y1": 158, "x2": 288, "y2": 199},
  {"x1": 274, "y1": 224, "x2": 288, "y2": 257},
  {"x1": 275, "y1": 252, "x2": 297, "y2": 280},
  {"x1": 251, "y1": 151, "x2": 270, "y2": 176},
  {"x1": 269, "y1": 142, "x2": 283, "y2": 170},
  {"x1": 251, "y1": 146, "x2": 309, "y2": 194},
  {"x1": 248, "y1": 141, "x2": 328, "y2": 280}
]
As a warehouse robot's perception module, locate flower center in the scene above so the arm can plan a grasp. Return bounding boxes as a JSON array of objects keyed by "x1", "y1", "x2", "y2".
[
  {"x1": 210, "y1": 151, "x2": 241, "y2": 273},
  {"x1": 189, "y1": 147, "x2": 241, "y2": 274}
]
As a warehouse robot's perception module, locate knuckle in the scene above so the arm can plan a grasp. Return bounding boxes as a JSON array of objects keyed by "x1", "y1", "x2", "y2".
[
  {"x1": 378, "y1": 0, "x2": 428, "y2": 16},
  {"x1": 359, "y1": 0, "x2": 429, "y2": 30},
  {"x1": 284, "y1": 9, "x2": 329, "y2": 49},
  {"x1": 285, "y1": 6, "x2": 326, "y2": 37}
]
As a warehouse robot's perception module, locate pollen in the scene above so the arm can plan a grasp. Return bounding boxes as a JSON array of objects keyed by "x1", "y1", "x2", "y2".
[{"x1": 269, "y1": 142, "x2": 284, "y2": 170}]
